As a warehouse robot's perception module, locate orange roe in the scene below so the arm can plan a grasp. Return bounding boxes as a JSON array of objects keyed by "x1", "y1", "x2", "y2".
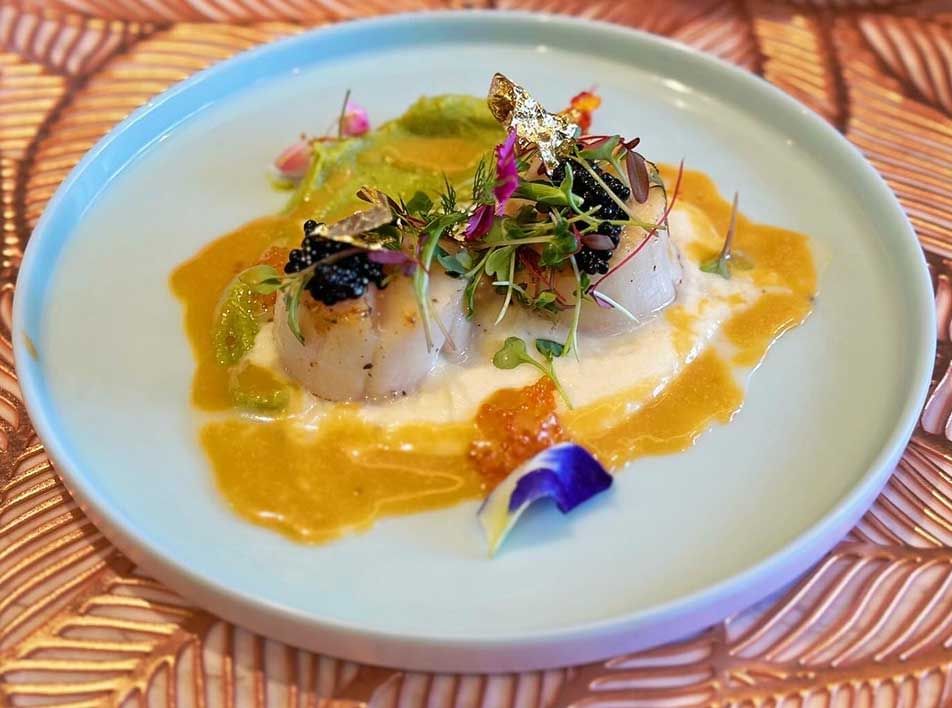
[{"x1": 469, "y1": 377, "x2": 565, "y2": 489}]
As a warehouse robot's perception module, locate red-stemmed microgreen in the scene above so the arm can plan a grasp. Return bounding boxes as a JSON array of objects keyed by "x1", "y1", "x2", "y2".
[
  {"x1": 519, "y1": 249, "x2": 571, "y2": 311},
  {"x1": 266, "y1": 79, "x2": 687, "y2": 374},
  {"x1": 577, "y1": 135, "x2": 621, "y2": 162}
]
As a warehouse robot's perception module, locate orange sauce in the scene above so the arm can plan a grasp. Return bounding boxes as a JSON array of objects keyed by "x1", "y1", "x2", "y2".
[
  {"x1": 666, "y1": 166, "x2": 816, "y2": 363},
  {"x1": 566, "y1": 349, "x2": 743, "y2": 467},
  {"x1": 170, "y1": 215, "x2": 299, "y2": 409},
  {"x1": 201, "y1": 412, "x2": 481, "y2": 543},
  {"x1": 171, "y1": 165, "x2": 817, "y2": 543}
]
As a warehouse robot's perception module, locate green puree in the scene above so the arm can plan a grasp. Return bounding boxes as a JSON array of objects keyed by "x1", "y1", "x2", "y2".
[
  {"x1": 217, "y1": 95, "x2": 502, "y2": 412},
  {"x1": 285, "y1": 95, "x2": 503, "y2": 221}
]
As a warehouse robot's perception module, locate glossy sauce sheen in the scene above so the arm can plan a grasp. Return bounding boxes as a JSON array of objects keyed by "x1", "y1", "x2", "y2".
[{"x1": 172, "y1": 165, "x2": 816, "y2": 543}]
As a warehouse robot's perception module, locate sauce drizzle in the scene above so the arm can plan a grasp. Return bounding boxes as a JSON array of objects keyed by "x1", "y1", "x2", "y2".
[{"x1": 171, "y1": 165, "x2": 816, "y2": 543}]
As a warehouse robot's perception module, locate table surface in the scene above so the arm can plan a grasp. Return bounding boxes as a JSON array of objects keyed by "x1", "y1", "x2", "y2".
[{"x1": 2, "y1": 1, "x2": 952, "y2": 706}]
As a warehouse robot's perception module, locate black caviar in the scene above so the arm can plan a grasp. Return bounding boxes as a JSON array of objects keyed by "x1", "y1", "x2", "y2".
[
  {"x1": 284, "y1": 219, "x2": 386, "y2": 306},
  {"x1": 551, "y1": 159, "x2": 630, "y2": 275}
]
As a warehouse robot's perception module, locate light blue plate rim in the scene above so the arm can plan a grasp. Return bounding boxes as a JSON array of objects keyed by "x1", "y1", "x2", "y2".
[{"x1": 11, "y1": 10, "x2": 936, "y2": 671}]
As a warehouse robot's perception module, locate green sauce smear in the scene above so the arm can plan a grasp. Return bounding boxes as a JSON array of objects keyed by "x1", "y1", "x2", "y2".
[{"x1": 218, "y1": 94, "x2": 502, "y2": 412}]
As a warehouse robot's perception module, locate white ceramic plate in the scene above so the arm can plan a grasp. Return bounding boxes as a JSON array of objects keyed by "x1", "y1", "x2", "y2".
[{"x1": 13, "y1": 12, "x2": 934, "y2": 672}]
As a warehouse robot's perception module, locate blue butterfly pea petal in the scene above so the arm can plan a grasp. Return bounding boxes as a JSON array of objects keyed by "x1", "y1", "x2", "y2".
[{"x1": 478, "y1": 442, "x2": 612, "y2": 556}]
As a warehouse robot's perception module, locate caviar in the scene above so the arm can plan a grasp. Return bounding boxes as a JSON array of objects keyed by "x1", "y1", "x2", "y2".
[
  {"x1": 574, "y1": 247, "x2": 611, "y2": 275},
  {"x1": 284, "y1": 219, "x2": 386, "y2": 306},
  {"x1": 551, "y1": 159, "x2": 631, "y2": 275}
]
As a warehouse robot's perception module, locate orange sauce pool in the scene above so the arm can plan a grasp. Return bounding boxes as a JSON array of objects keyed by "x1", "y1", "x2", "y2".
[{"x1": 171, "y1": 166, "x2": 817, "y2": 543}]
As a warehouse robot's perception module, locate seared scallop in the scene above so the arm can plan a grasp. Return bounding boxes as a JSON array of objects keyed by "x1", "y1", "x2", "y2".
[
  {"x1": 273, "y1": 272, "x2": 469, "y2": 401},
  {"x1": 576, "y1": 183, "x2": 682, "y2": 335}
]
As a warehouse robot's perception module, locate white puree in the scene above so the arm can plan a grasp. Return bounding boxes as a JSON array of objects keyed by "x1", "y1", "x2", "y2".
[{"x1": 246, "y1": 204, "x2": 763, "y2": 426}]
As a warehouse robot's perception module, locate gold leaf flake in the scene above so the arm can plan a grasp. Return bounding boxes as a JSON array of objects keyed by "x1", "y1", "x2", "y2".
[{"x1": 487, "y1": 73, "x2": 578, "y2": 171}]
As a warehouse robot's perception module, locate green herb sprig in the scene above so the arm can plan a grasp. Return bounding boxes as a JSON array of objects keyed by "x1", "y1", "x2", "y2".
[
  {"x1": 260, "y1": 112, "x2": 679, "y2": 374},
  {"x1": 700, "y1": 191, "x2": 752, "y2": 279},
  {"x1": 492, "y1": 336, "x2": 572, "y2": 408},
  {"x1": 238, "y1": 248, "x2": 361, "y2": 345}
]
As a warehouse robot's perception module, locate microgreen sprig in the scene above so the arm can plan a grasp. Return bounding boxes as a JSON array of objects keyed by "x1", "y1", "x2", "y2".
[
  {"x1": 485, "y1": 245, "x2": 517, "y2": 324},
  {"x1": 565, "y1": 256, "x2": 585, "y2": 361},
  {"x1": 238, "y1": 247, "x2": 363, "y2": 344},
  {"x1": 492, "y1": 336, "x2": 572, "y2": 408},
  {"x1": 700, "y1": 191, "x2": 751, "y2": 279},
  {"x1": 263, "y1": 90, "x2": 681, "y2": 374},
  {"x1": 239, "y1": 264, "x2": 283, "y2": 294},
  {"x1": 414, "y1": 211, "x2": 468, "y2": 351}
]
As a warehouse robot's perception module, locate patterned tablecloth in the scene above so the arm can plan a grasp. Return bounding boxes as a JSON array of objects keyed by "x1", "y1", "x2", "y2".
[{"x1": 2, "y1": 1, "x2": 952, "y2": 706}]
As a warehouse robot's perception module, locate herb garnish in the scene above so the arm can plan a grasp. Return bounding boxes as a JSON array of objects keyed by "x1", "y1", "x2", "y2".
[
  {"x1": 238, "y1": 248, "x2": 363, "y2": 344},
  {"x1": 492, "y1": 336, "x2": 572, "y2": 408},
  {"x1": 239, "y1": 262, "x2": 305, "y2": 342},
  {"x1": 255, "y1": 75, "x2": 685, "y2": 385},
  {"x1": 700, "y1": 191, "x2": 751, "y2": 279}
]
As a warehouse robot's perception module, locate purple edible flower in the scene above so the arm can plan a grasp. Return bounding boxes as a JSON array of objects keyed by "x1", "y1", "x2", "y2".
[
  {"x1": 493, "y1": 130, "x2": 519, "y2": 214},
  {"x1": 477, "y1": 442, "x2": 612, "y2": 556},
  {"x1": 464, "y1": 203, "x2": 495, "y2": 241},
  {"x1": 464, "y1": 130, "x2": 519, "y2": 241}
]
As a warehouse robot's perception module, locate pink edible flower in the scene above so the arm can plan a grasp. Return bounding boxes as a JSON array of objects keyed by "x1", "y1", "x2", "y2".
[
  {"x1": 465, "y1": 130, "x2": 519, "y2": 241},
  {"x1": 273, "y1": 139, "x2": 311, "y2": 181},
  {"x1": 493, "y1": 130, "x2": 519, "y2": 214},
  {"x1": 340, "y1": 101, "x2": 370, "y2": 137},
  {"x1": 464, "y1": 203, "x2": 495, "y2": 241}
]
